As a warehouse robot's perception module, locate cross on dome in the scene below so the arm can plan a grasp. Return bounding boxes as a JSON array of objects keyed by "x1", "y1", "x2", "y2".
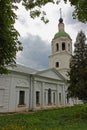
[
  {"x1": 59, "y1": 8, "x2": 63, "y2": 23},
  {"x1": 60, "y1": 8, "x2": 62, "y2": 18}
]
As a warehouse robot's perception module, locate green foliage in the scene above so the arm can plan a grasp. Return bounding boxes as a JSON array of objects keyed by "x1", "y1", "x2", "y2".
[
  {"x1": 68, "y1": 31, "x2": 87, "y2": 100},
  {"x1": 21, "y1": 0, "x2": 87, "y2": 23},
  {"x1": 0, "y1": 105, "x2": 87, "y2": 130},
  {"x1": 0, "y1": 0, "x2": 86, "y2": 73},
  {"x1": 64, "y1": 0, "x2": 87, "y2": 23},
  {"x1": 0, "y1": 0, "x2": 22, "y2": 74},
  {"x1": 14, "y1": 0, "x2": 55, "y2": 23}
]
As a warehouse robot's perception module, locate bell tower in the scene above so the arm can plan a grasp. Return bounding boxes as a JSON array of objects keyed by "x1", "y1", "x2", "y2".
[{"x1": 49, "y1": 9, "x2": 72, "y2": 79}]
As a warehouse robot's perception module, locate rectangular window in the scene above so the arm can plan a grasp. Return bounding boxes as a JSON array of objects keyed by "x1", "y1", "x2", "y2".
[
  {"x1": 56, "y1": 62, "x2": 59, "y2": 68},
  {"x1": 36, "y1": 91, "x2": 40, "y2": 105},
  {"x1": 59, "y1": 93, "x2": 62, "y2": 105},
  {"x1": 44, "y1": 91, "x2": 46, "y2": 105},
  {"x1": 0, "y1": 89, "x2": 4, "y2": 106},
  {"x1": 19, "y1": 91, "x2": 25, "y2": 105}
]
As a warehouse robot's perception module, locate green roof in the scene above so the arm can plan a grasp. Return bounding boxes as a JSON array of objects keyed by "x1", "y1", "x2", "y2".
[{"x1": 54, "y1": 31, "x2": 71, "y2": 40}]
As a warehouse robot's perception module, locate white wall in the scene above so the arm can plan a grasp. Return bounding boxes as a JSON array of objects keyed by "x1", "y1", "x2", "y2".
[
  {"x1": 32, "y1": 76, "x2": 67, "y2": 110},
  {"x1": 0, "y1": 75, "x2": 11, "y2": 112},
  {"x1": 0, "y1": 69, "x2": 70, "y2": 113},
  {"x1": 0, "y1": 73, "x2": 30, "y2": 113},
  {"x1": 8, "y1": 72, "x2": 30, "y2": 112}
]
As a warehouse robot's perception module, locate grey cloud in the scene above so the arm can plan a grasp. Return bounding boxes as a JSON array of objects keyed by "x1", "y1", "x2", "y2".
[{"x1": 17, "y1": 34, "x2": 51, "y2": 70}]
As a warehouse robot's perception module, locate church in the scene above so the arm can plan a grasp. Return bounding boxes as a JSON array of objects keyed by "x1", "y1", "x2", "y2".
[{"x1": 0, "y1": 17, "x2": 74, "y2": 113}]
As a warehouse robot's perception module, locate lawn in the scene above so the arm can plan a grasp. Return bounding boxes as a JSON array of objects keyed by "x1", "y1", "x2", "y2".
[{"x1": 0, "y1": 105, "x2": 87, "y2": 130}]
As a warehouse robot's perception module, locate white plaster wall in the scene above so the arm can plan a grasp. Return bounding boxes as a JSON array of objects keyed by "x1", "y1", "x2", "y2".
[
  {"x1": 35, "y1": 81, "x2": 42, "y2": 108},
  {"x1": 8, "y1": 73, "x2": 30, "y2": 112},
  {"x1": 49, "y1": 52, "x2": 71, "y2": 69},
  {"x1": 0, "y1": 70, "x2": 69, "y2": 112},
  {"x1": 0, "y1": 75, "x2": 11, "y2": 112},
  {"x1": 49, "y1": 36, "x2": 72, "y2": 79},
  {"x1": 33, "y1": 76, "x2": 67, "y2": 110},
  {"x1": 44, "y1": 83, "x2": 57, "y2": 106},
  {"x1": 51, "y1": 37, "x2": 72, "y2": 55}
]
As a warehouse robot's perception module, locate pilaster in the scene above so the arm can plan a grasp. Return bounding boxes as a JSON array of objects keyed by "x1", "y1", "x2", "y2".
[
  {"x1": 32, "y1": 80, "x2": 36, "y2": 110},
  {"x1": 56, "y1": 85, "x2": 59, "y2": 107},
  {"x1": 62, "y1": 85, "x2": 66, "y2": 106},
  {"x1": 41, "y1": 82, "x2": 45, "y2": 109}
]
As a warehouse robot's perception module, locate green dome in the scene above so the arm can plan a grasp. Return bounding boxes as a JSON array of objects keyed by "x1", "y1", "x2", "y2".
[{"x1": 54, "y1": 31, "x2": 71, "y2": 40}]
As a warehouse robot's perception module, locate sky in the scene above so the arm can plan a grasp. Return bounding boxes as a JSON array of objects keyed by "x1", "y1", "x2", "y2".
[{"x1": 15, "y1": 0, "x2": 87, "y2": 70}]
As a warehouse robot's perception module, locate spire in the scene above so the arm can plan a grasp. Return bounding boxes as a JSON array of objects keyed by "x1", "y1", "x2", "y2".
[
  {"x1": 58, "y1": 8, "x2": 64, "y2": 32},
  {"x1": 60, "y1": 8, "x2": 62, "y2": 18}
]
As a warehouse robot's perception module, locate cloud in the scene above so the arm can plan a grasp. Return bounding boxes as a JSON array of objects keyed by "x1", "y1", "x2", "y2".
[
  {"x1": 15, "y1": 1, "x2": 87, "y2": 44},
  {"x1": 15, "y1": 0, "x2": 87, "y2": 63},
  {"x1": 17, "y1": 34, "x2": 51, "y2": 70}
]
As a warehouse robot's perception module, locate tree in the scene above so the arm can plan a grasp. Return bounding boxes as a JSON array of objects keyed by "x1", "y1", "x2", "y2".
[
  {"x1": 13, "y1": 0, "x2": 55, "y2": 23},
  {"x1": 0, "y1": 0, "x2": 22, "y2": 74},
  {"x1": 68, "y1": 31, "x2": 87, "y2": 100},
  {"x1": 64, "y1": 0, "x2": 87, "y2": 23},
  {"x1": 0, "y1": 0, "x2": 86, "y2": 74},
  {"x1": 14, "y1": 0, "x2": 87, "y2": 23}
]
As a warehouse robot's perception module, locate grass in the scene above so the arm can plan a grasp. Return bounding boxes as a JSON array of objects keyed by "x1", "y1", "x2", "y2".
[{"x1": 0, "y1": 105, "x2": 87, "y2": 130}]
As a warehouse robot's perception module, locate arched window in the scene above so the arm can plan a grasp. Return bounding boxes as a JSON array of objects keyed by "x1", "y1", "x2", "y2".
[
  {"x1": 56, "y1": 62, "x2": 59, "y2": 68},
  {"x1": 56, "y1": 43, "x2": 59, "y2": 51},
  {"x1": 48, "y1": 88, "x2": 51, "y2": 104},
  {"x1": 62, "y1": 42, "x2": 65, "y2": 50}
]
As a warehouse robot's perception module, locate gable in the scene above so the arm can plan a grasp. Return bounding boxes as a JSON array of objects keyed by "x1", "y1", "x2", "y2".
[{"x1": 36, "y1": 69, "x2": 65, "y2": 81}]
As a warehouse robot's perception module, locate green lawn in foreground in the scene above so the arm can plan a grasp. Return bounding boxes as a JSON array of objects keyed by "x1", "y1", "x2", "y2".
[{"x1": 0, "y1": 105, "x2": 87, "y2": 130}]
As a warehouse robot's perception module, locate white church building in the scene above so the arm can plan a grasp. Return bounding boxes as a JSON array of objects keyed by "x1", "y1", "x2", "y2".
[{"x1": 0, "y1": 17, "x2": 74, "y2": 113}]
